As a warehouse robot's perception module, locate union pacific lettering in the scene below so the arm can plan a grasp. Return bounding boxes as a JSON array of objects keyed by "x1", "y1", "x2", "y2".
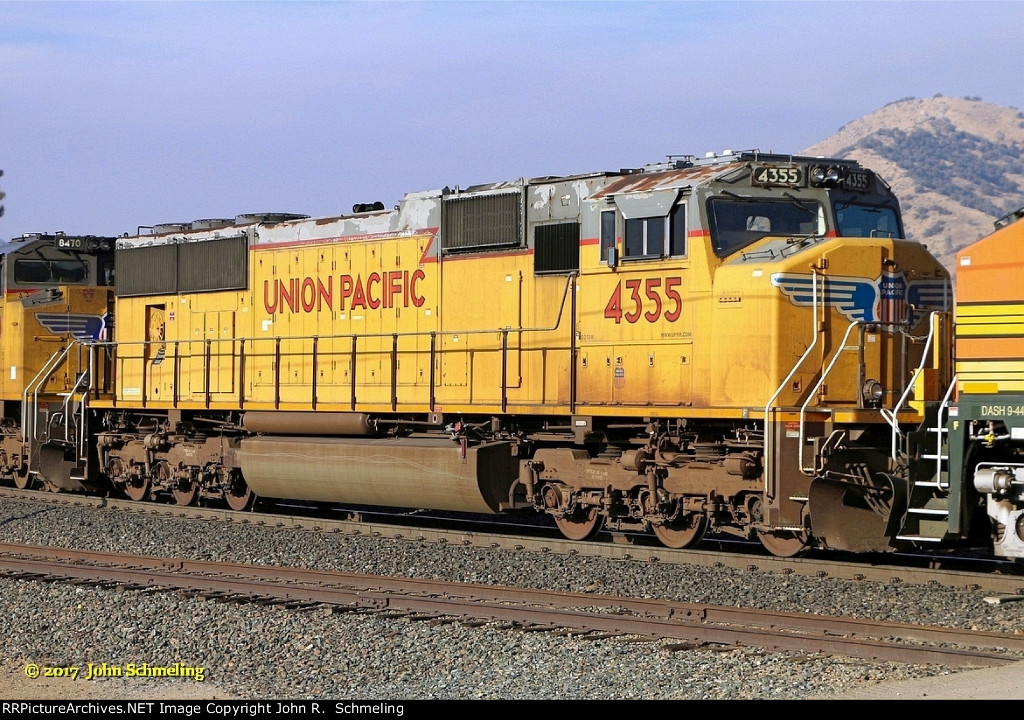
[{"x1": 264, "y1": 269, "x2": 427, "y2": 314}]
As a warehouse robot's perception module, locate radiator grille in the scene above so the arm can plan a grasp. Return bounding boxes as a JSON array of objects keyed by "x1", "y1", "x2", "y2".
[
  {"x1": 117, "y1": 235, "x2": 248, "y2": 297},
  {"x1": 442, "y1": 191, "x2": 522, "y2": 251},
  {"x1": 534, "y1": 222, "x2": 580, "y2": 274}
]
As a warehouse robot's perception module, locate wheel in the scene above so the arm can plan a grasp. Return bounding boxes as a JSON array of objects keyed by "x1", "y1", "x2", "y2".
[
  {"x1": 124, "y1": 474, "x2": 150, "y2": 502},
  {"x1": 554, "y1": 507, "x2": 603, "y2": 541},
  {"x1": 13, "y1": 467, "x2": 32, "y2": 490},
  {"x1": 757, "y1": 528, "x2": 809, "y2": 558},
  {"x1": 543, "y1": 485, "x2": 603, "y2": 541},
  {"x1": 172, "y1": 477, "x2": 199, "y2": 507},
  {"x1": 652, "y1": 513, "x2": 707, "y2": 549},
  {"x1": 224, "y1": 475, "x2": 254, "y2": 511},
  {"x1": 748, "y1": 495, "x2": 810, "y2": 557}
]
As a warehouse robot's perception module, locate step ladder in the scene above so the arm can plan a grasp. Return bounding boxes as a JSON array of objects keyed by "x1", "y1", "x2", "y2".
[
  {"x1": 23, "y1": 341, "x2": 94, "y2": 480},
  {"x1": 896, "y1": 377, "x2": 956, "y2": 544}
]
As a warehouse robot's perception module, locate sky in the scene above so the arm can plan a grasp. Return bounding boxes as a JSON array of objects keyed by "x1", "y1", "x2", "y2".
[{"x1": 2, "y1": 0, "x2": 1023, "y2": 241}]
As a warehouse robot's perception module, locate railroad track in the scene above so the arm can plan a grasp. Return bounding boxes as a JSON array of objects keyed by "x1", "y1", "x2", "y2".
[
  {"x1": 4, "y1": 486, "x2": 1024, "y2": 595},
  {"x1": 1, "y1": 541, "x2": 1022, "y2": 670}
]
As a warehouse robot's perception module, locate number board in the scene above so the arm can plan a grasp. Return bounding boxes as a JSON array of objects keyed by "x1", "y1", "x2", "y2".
[
  {"x1": 840, "y1": 169, "x2": 871, "y2": 192},
  {"x1": 54, "y1": 236, "x2": 84, "y2": 250},
  {"x1": 751, "y1": 165, "x2": 804, "y2": 188}
]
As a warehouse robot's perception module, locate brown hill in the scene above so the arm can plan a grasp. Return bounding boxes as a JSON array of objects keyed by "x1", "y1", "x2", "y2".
[{"x1": 801, "y1": 96, "x2": 1024, "y2": 273}]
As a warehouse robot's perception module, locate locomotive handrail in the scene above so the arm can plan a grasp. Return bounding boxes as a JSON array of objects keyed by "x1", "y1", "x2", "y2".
[
  {"x1": 54, "y1": 348, "x2": 93, "y2": 457},
  {"x1": 100, "y1": 319, "x2": 568, "y2": 352},
  {"x1": 796, "y1": 311, "x2": 945, "y2": 474},
  {"x1": 82, "y1": 343, "x2": 96, "y2": 458},
  {"x1": 22, "y1": 342, "x2": 77, "y2": 445},
  {"x1": 934, "y1": 372, "x2": 958, "y2": 491},
  {"x1": 879, "y1": 310, "x2": 942, "y2": 461},
  {"x1": 48, "y1": 353, "x2": 92, "y2": 449},
  {"x1": 798, "y1": 319, "x2": 864, "y2": 475},
  {"x1": 763, "y1": 268, "x2": 821, "y2": 498}
]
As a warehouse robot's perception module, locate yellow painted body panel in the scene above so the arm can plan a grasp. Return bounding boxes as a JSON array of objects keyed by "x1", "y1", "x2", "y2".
[
  {"x1": 574, "y1": 233, "x2": 946, "y2": 416},
  {"x1": 113, "y1": 290, "x2": 249, "y2": 405},
  {"x1": 106, "y1": 228, "x2": 949, "y2": 420},
  {"x1": 576, "y1": 254, "x2": 698, "y2": 409},
  {"x1": 437, "y1": 250, "x2": 572, "y2": 412},
  {"x1": 955, "y1": 302, "x2": 1024, "y2": 393},
  {"x1": 956, "y1": 303, "x2": 1024, "y2": 341},
  {"x1": 111, "y1": 231, "x2": 581, "y2": 415},
  {"x1": 0, "y1": 286, "x2": 111, "y2": 401}
]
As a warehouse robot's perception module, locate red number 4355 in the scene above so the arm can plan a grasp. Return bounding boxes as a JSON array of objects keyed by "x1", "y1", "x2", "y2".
[{"x1": 603, "y1": 277, "x2": 682, "y2": 324}]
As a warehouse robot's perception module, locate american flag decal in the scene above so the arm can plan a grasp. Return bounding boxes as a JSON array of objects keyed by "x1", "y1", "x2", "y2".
[{"x1": 35, "y1": 313, "x2": 107, "y2": 341}]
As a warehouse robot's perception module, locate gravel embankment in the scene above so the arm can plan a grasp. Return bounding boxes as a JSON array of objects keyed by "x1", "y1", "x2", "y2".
[{"x1": 0, "y1": 498, "x2": 1020, "y2": 700}]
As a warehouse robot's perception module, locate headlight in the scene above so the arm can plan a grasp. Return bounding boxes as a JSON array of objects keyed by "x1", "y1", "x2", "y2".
[
  {"x1": 862, "y1": 379, "x2": 884, "y2": 406},
  {"x1": 809, "y1": 165, "x2": 842, "y2": 187},
  {"x1": 86, "y1": 237, "x2": 112, "y2": 253}
]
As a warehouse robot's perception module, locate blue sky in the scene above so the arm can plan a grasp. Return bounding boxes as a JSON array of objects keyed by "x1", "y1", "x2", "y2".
[{"x1": 2, "y1": 1, "x2": 1022, "y2": 240}]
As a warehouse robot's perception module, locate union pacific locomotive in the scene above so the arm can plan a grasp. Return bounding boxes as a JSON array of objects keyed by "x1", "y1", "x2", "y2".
[
  {"x1": 0, "y1": 233, "x2": 113, "y2": 490},
  {"x1": 5, "y1": 150, "x2": 1021, "y2": 560}
]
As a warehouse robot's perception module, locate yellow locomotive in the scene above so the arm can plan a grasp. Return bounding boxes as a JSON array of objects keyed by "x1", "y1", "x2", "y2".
[
  {"x1": 0, "y1": 233, "x2": 114, "y2": 490},
  {"x1": 28, "y1": 152, "x2": 963, "y2": 557}
]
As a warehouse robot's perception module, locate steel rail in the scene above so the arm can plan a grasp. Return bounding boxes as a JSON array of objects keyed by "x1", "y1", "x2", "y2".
[
  {"x1": 3, "y1": 486, "x2": 1024, "y2": 595},
  {"x1": 0, "y1": 542, "x2": 1020, "y2": 669}
]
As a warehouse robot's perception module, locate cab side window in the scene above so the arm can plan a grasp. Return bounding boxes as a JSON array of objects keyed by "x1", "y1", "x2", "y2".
[
  {"x1": 600, "y1": 210, "x2": 616, "y2": 263},
  {"x1": 623, "y1": 205, "x2": 686, "y2": 259}
]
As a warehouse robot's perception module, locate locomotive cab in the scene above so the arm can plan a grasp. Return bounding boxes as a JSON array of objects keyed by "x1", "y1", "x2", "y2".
[
  {"x1": 708, "y1": 182, "x2": 950, "y2": 554},
  {"x1": 573, "y1": 154, "x2": 951, "y2": 553}
]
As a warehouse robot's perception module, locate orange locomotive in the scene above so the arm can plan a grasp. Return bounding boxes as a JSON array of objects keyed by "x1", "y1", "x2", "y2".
[
  {"x1": 938, "y1": 207, "x2": 1024, "y2": 558},
  {"x1": 20, "y1": 152, "x2": 995, "y2": 559}
]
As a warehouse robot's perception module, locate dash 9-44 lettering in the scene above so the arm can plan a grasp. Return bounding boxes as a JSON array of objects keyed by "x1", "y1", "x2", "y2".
[{"x1": 981, "y1": 405, "x2": 1024, "y2": 417}]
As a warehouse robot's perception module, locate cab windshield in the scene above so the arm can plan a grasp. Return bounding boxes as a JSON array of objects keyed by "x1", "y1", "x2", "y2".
[
  {"x1": 707, "y1": 197, "x2": 824, "y2": 257},
  {"x1": 834, "y1": 201, "x2": 903, "y2": 238},
  {"x1": 14, "y1": 259, "x2": 89, "y2": 284}
]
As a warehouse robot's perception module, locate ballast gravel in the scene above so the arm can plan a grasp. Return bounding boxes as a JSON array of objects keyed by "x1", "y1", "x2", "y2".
[{"x1": 0, "y1": 498, "x2": 1020, "y2": 700}]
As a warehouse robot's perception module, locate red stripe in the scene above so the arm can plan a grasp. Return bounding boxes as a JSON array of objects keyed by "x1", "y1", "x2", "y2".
[{"x1": 253, "y1": 227, "x2": 440, "y2": 251}]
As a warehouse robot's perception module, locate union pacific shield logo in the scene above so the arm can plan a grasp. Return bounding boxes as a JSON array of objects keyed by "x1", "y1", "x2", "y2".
[
  {"x1": 878, "y1": 267, "x2": 908, "y2": 325},
  {"x1": 771, "y1": 271, "x2": 949, "y2": 330}
]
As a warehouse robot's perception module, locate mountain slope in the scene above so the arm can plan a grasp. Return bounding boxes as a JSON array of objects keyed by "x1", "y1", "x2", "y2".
[{"x1": 801, "y1": 96, "x2": 1024, "y2": 272}]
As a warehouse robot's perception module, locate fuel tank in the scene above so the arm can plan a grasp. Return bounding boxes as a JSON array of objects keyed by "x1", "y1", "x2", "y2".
[
  {"x1": 236, "y1": 436, "x2": 520, "y2": 513},
  {"x1": 242, "y1": 411, "x2": 375, "y2": 435}
]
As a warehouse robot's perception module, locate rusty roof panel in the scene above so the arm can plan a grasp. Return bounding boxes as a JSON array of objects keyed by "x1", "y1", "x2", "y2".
[{"x1": 590, "y1": 161, "x2": 742, "y2": 199}]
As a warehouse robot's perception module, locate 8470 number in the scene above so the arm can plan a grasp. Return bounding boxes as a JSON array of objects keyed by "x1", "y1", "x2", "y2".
[{"x1": 603, "y1": 277, "x2": 682, "y2": 324}]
